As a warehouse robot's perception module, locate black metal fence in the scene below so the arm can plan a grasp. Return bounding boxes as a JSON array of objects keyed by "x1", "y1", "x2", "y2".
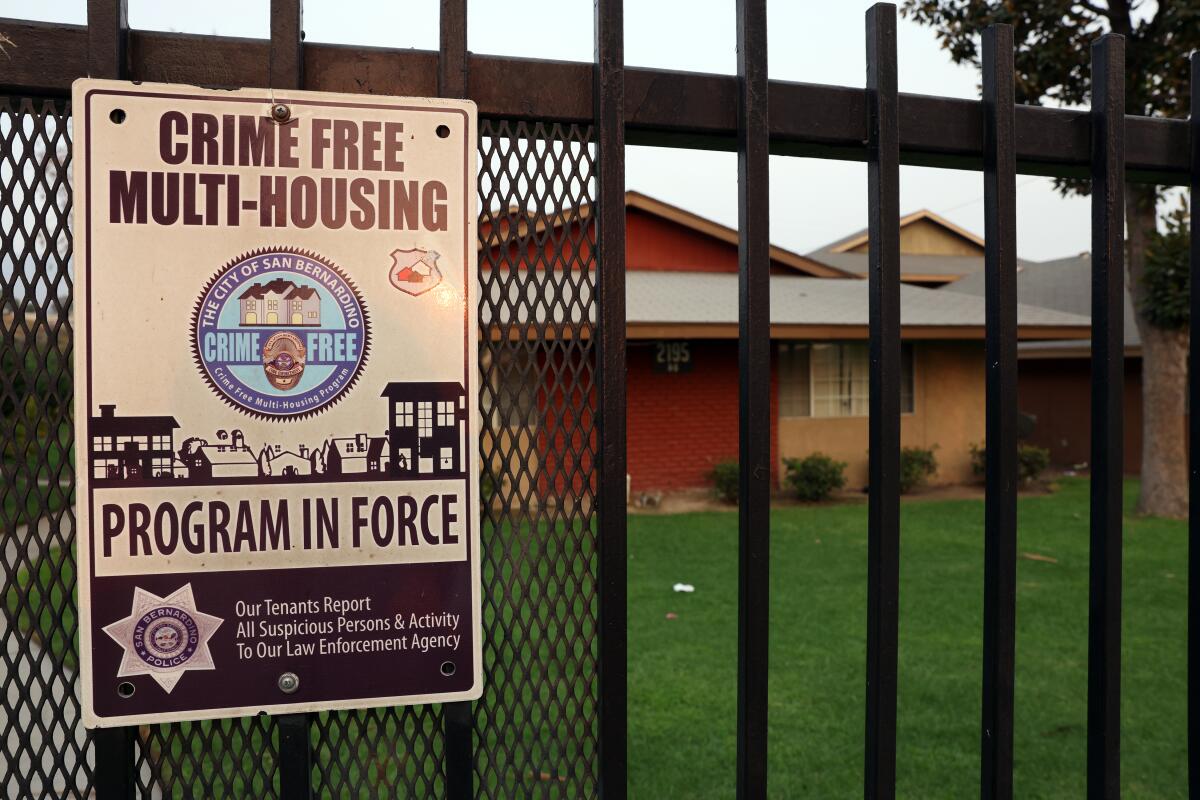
[{"x1": 0, "y1": 1, "x2": 1195, "y2": 798}]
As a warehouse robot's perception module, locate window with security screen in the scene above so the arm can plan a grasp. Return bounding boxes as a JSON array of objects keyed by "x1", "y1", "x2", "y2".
[{"x1": 779, "y1": 342, "x2": 914, "y2": 417}]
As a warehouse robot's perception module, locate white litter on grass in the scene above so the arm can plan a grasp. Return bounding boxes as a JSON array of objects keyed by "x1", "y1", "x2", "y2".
[{"x1": 672, "y1": 583, "x2": 695, "y2": 593}]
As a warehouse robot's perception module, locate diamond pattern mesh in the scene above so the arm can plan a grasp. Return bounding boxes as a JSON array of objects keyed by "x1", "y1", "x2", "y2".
[
  {"x1": 1, "y1": 104, "x2": 601, "y2": 797},
  {"x1": 311, "y1": 705, "x2": 444, "y2": 797},
  {"x1": 475, "y1": 119, "x2": 599, "y2": 798},
  {"x1": 0, "y1": 96, "x2": 90, "y2": 799},
  {"x1": 134, "y1": 718, "x2": 278, "y2": 798}
]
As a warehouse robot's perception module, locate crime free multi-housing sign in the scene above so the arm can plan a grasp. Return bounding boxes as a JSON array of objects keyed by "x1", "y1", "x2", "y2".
[{"x1": 72, "y1": 79, "x2": 480, "y2": 726}]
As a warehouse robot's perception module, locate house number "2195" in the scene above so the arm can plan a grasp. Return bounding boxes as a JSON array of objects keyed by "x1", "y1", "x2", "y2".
[{"x1": 653, "y1": 341, "x2": 692, "y2": 374}]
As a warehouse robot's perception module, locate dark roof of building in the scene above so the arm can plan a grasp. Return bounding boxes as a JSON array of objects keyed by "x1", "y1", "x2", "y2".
[
  {"x1": 331, "y1": 436, "x2": 387, "y2": 459},
  {"x1": 285, "y1": 285, "x2": 317, "y2": 300},
  {"x1": 239, "y1": 278, "x2": 296, "y2": 300},
  {"x1": 92, "y1": 414, "x2": 180, "y2": 434},
  {"x1": 941, "y1": 252, "x2": 1140, "y2": 351},
  {"x1": 195, "y1": 443, "x2": 256, "y2": 465},
  {"x1": 381, "y1": 382, "x2": 466, "y2": 399}
]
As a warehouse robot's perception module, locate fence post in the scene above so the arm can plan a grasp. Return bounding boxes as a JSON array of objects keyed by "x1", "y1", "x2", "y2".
[
  {"x1": 979, "y1": 22, "x2": 1018, "y2": 800},
  {"x1": 277, "y1": 713, "x2": 312, "y2": 800},
  {"x1": 1189, "y1": 48, "x2": 1200, "y2": 800},
  {"x1": 595, "y1": 0, "x2": 628, "y2": 795},
  {"x1": 436, "y1": 1, "x2": 475, "y2": 797},
  {"x1": 269, "y1": 0, "x2": 304, "y2": 92},
  {"x1": 87, "y1": 2, "x2": 134, "y2": 795},
  {"x1": 1086, "y1": 32, "x2": 1125, "y2": 800},
  {"x1": 94, "y1": 725, "x2": 136, "y2": 799},
  {"x1": 267, "y1": 3, "x2": 314, "y2": 797},
  {"x1": 734, "y1": 0, "x2": 770, "y2": 797},
  {"x1": 864, "y1": 4, "x2": 901, "y2": 798}
]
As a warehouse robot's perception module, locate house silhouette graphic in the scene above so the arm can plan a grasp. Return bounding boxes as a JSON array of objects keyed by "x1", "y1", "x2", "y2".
[{"x1": 239, "y1": 279, "x2": 321, "y2": 326}]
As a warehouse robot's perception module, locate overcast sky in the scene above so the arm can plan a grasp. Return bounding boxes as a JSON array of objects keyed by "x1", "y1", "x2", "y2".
[{"x1": 5, "y1": 0, "x2": 1109, "y2": 261}]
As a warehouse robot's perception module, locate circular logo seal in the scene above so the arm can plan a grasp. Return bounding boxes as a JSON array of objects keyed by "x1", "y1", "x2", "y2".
[
  {"x1": 191, "y1": 248, "x2": 371, "y2": 419},
  {"x1": 132, "y1": 606, "x2": 200, "y2": 669}
]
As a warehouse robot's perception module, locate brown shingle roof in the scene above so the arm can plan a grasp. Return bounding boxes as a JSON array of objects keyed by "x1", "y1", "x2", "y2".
[
  {"x1": 285, "y1": 285, "x2": 317, "y2": 300},
  {"x1": 239, "y1": 278, "x2": 295, "y2": 300}
]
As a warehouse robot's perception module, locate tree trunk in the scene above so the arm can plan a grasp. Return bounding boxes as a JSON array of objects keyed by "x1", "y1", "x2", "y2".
[{"x1": 1125, "y1": 186, "x2": 1188, "y2": 518}]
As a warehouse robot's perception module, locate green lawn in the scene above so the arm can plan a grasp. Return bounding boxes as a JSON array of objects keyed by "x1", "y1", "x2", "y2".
[
  {"x1": 6, "y1": 477, "x2": 1187, "y2": 796},
  {"x1": 628, "y1": 477, "x2": 1187, "y2": 798}
]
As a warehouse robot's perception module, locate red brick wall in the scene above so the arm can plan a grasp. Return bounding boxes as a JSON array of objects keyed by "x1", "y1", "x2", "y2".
[{"x1": 626, "y1": 340, "x2": 779, "y2": 492}]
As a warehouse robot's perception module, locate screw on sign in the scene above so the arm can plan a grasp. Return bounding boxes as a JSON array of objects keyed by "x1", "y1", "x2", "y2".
[
  {"x1": 277, "y1": 672, "x2": 300, "y2": 694},
  {"x1": 73, "y1": 79, "x2": 482, "y2": 726}
]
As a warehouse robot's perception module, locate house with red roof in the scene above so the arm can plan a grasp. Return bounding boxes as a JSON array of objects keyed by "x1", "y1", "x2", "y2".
[{"x1": 479, "y1": 192, "x2": 1091, "y2": 498}]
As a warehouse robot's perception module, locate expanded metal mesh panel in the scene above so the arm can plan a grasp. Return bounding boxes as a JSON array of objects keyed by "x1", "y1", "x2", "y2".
[
  {"x1": 1, "y1": 105, "x2": 601, "y2": 797},
  {"x1": 0, "y1": 96, "x2": 91, "y2": 800},
  {"x1": 475, "y1": 119, "x2": 600, "y2": 797},
  {"x1": 134, "y1": 718, "x2": 278, "y2": 798},
  {"x1": 310, "y1": 703, "x2": 444, "y2": 796}
]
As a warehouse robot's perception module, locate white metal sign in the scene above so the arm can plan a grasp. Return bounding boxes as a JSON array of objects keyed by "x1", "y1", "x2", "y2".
[{"x1": 72, "y1": 79, "x2": 480, "y2": 726}]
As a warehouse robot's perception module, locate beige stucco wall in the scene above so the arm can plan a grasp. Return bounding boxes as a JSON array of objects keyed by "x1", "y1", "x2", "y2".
[{"x1": 777, "y1": 341, "x2": 984, "y2": 488}]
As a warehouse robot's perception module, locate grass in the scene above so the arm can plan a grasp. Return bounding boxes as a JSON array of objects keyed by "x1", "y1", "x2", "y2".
[
  {"x1": 6, "y1": 477, "x2": 1188, "y2": 796},
  {"x1": 628, "y1": 477, "x2": 1187, "y2": 798}
]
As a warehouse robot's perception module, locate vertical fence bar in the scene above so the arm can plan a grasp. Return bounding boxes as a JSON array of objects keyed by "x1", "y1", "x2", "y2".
[
  {"x1": 437, "y1": 1, "x2": 474, "y2": 797},
  {"x1": 594, "y1": 0, "x2": 628, "y2": 796},
  {"x1": 443, "y1": 702, "x2": 473, "y2": 799},
  {"x1": 734, "y1": 0, "x2": 770, "y2": 797},
  {"x1": 979, "y1": 23, "x2": 1018, "y2": 800},
  {"x1": 88, "y1": 2, "x2": 132, "y2": 795},
  {"x1": 1086, "y1": 33, "x2": 1125, "y2": 800},
  {"x1": 1187, "y1": 49, "x2": 1199, "y2": 800},
  {"x1": 94, "y1": 726, "x2": 135, "y2": 799},
  {"x1": 438, "y1": 0, "x2": 468, "y2": 99},
  {"x1": 86, "y1": 0, "x2": 127, "y2": 79},
  {"x1": 269, "y1": 0, "x2": 304, "y2": 91},
  {"x1": 277, "y1": 713, "x2": 312, "y2": 800},
  {"x1": 269, "y1": 2, "x2": 312, "y2": 797},
  {"x1": 863, "y1": 5, "x2": 900, "y2": 799}
]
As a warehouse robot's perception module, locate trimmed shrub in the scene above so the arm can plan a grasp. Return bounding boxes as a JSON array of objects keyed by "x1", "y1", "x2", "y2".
[
  {"x1": 1019, "y1": 444, "x2": 1051, "y2": 485},
  {"x1": 968, "y1": 442, "x2": 986, "y2": 478},
  {"x1": 899, "y1": 446, "x2": 938, "y2": 493},
  {"x1": 783, "y1": 453, "x2": 848, "y2": 502},
  {"x1": 969, "y1": 442, "x2": 1051, "y2": 487},
  {"x1": 708, "y1": 460, "x2": 739, "y2": 504}
]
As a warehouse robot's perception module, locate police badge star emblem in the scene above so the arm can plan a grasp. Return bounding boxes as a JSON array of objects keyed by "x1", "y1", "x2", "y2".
[
  {"x1": 102, "y1": 584, "x2": 223, "y2": 693},
  {"x1": 389, "y1": 248, "x2": 443, "y2": 296}
]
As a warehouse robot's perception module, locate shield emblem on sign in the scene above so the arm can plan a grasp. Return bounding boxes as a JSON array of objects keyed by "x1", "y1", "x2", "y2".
[{"x1": 389, "y1": 248, "x2": 443, "y2": 296}]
